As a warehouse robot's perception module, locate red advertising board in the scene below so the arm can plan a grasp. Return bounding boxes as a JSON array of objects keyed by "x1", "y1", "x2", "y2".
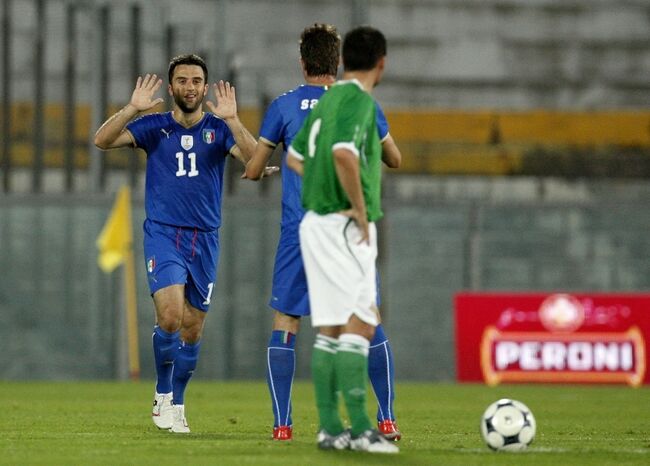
[{"x1": 455, "y1": 293, "x2": 649, "y2": 386}]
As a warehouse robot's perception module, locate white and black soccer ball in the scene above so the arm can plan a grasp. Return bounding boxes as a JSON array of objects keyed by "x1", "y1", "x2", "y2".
[{"x1": 480, "y1": 398, "x2": 536, "y2": 451}]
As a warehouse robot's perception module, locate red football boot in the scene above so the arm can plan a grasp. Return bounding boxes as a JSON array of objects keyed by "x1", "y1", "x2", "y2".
[
  {"x1": 378, "y1": 420, "x2": 401, "y2": 441},
  {"x1": 273, "y1": 425, "x2": 293, "y2": 441}
]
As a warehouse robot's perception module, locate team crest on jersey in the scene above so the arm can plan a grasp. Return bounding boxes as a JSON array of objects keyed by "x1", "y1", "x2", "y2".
[
  {"x1": 147, "y1": 256, "x2": 156, "y2": 273},
  {"x1": 202, "y1": 129, "x2": 215, "y2": 144},
  {"x1": 181, "y1": 135, "x2": 194, "y2": 150}
]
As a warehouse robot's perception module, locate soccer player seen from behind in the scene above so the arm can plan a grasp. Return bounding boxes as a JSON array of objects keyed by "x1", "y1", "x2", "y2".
[
  {"x1": 94, "y1": 54, "x2": 258, "y2": 433},
  {"x1": 286, "y1": 26, "x2": 399, "y2": 454},
  {"x1": 243, "y1": 24, "x2": 402, "y2": 442}
]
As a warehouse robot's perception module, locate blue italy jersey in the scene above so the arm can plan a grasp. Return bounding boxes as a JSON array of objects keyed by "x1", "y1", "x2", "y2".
[
  {"x1": 259, "y1": 84, "x2": 389, "y2": 230},
  {"x1": 127, "y1": 112, "x2": 236, "y2": 230}
]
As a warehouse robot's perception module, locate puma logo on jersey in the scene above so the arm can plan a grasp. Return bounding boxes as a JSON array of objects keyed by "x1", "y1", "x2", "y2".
[{"x1": 161, "y1": 128, "x2": 172, "y2": 139}]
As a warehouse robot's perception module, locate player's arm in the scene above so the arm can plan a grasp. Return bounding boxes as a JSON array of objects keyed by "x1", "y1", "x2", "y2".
[
  {"x1": 94, "y1": 74, "x2": 163, "y2": 150},
  {"x1": 286, "y1": 149, "x2": 304, "y2": 177},
  {"x1": 381, "y1": 133, "x2": 402, "y2": 168},
  {"x1": 243, "y1": 139, "x2": 276, "y2": 180},
  {"x1": 334, "y1": 147, "x2": 369, "y2": 245},
  {"x1": 228, "y1": 129, "x2": 257, "y2": 165},
  {"x1": 206, "y1": 80, "x2": 256, "y2": 165},
  {"x1": 375, "y1": 102, "x2": 401, "y2": 168}
]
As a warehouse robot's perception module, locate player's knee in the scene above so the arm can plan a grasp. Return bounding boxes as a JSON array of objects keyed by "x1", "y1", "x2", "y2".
[
  {"x1": 184, "y1": 328, "x2": 202, "y2": 343},
  {"x1": 157, "y1": 317, "x2": 181, "y2": 333},
  {"x1": 344, "y1": 314, "x2": 375, "y2": 341},
  {"x1": 273, "y1": 311, "x2": 301, "y2": 334},
  {"x1": 180, "y1": 326, "x2": 202, "y2": 344},
  {"x1": 156, "y1": 306, "x2": 183, "y2": 333},
  {"x1": 359, "y1": 326, "x2": 376, "y2": 342}
]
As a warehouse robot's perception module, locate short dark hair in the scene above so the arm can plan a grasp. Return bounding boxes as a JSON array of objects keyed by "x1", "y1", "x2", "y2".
[
  {"x1": 168, "y1": 54, "x2": 208, "y2": 83},
  {"x1": 342, "y1": 26, "x2": 386, "y2": 72},
  {"x1": 299, "y1": 23, "x2": 340, "y2": 77}
]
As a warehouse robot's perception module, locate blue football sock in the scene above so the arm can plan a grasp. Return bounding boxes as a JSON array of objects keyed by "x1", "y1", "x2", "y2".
[
  {"x1": 267, "y1": 330, "x2": 296, "y2": 428},
  {"x1": 152, "y1": 325, "x2": 180, "y2": 394},
  {"x1": 368, "y1": 324, "x2": 397, "y2": 422},
  {"x1": 172, "y1": 340, "x2": 200, "y2": 405}
]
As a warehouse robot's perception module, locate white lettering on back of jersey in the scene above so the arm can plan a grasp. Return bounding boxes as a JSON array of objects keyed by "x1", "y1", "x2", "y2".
[{"x1": 300, "y1": 99, "x2": 318, "y2": 110}]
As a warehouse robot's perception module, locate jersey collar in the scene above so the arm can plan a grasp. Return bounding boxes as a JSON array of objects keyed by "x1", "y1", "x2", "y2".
[
  {"x1": 169, "y1": 111, "x2": 206, "y2": 130},
  {"x1": 335, "y1": 78, "x2": 364, "y2": 91}
]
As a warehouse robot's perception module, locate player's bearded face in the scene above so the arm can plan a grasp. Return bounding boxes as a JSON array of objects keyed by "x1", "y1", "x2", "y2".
[
  {"x1": 172, "y1": 83, "x2": 207, "y2": 113},
  {"x1": 169, "y1": 64, "x2": 208, "y2": 114}
]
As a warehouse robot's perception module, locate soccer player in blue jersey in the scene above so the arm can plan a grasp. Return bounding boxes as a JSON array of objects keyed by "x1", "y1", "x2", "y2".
[
  {"x1": 94, "y1": 54, "x2": 260, "y2": 433},
  {"x1": 244, "y1": 24, "x2": 402, "y2": 442}
]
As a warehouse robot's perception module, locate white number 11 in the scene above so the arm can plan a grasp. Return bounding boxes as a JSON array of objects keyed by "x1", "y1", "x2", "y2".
[{"x1": 175, "y1": 152, "x2": 199, "y2": 177}]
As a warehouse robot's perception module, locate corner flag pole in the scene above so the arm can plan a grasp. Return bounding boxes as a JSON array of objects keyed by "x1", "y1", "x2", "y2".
[
  {"x1": 124, "y1": 240, "x2": 141, "y2": 381},
  {"x1": 118, "y1": 186, "x2": 140, "y2": 381},
  {"x1": 96, "y1": 185, "x2": 140, "y2": 381}
]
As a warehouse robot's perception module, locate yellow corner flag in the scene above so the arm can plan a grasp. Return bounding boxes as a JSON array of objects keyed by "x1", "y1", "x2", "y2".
[
  {"x1": 96, "y1": 185, "x2": 140, "y2": 380},
  {"x1": 97, "y1": 186, "x2": 133, "y2": 273}
]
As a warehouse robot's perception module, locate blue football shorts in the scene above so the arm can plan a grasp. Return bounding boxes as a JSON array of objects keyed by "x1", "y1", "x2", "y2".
[
  {"x1": 269, "y1": 225, "x2": 381, "y2": 318},
  {"x1": 269, "y1": 229, "x2": 310, "y2": 317},
  {"x1": 143, "y1": 219, "x2": 219, "y2": 312}
]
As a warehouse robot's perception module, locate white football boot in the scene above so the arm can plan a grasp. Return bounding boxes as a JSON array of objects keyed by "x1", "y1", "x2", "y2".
[
  {"x1": 350, "y1": 429, "x2": 399, "y2": 454},
  {"x1": 170, "y1": 404, "x2": 190, "y2": 433},
  {"x1": 152, "y1": 392, "x2": 174, "y2": 430},
  {"x1": 317, "y1": 429, "x2": 351, "y2": 450}
]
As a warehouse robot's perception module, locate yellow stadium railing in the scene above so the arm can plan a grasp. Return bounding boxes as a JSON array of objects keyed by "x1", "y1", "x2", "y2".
[{"x1": 2, "y1": 104, "x2": 649, "y2": 175}]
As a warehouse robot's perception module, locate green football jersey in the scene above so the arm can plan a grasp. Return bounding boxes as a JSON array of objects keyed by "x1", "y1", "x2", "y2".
[{"x1": 288, "y1": 80, "x2": 383, "y2": 221}]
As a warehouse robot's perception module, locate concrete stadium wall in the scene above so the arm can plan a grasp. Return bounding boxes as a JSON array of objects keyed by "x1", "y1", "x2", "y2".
[
  {"x1": 3, "y1": 177, "x2": 650, "y2": 381},
  {"x1": 4, "y1": 0, "x2": 650, "y2": 109}
]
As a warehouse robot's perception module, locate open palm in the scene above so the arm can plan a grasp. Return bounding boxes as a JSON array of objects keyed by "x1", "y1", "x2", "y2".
[
  {"x1": 206, "y1": 80, "x2": 237, "y2": 120},
  {"x1": 130, "y1": 74, "x2": 164, "y2": 111}
]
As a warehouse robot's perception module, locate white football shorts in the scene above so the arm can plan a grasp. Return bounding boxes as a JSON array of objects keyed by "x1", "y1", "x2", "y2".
[{"x1": 299, "y1": 211, "x2": 379, "y2": 327}]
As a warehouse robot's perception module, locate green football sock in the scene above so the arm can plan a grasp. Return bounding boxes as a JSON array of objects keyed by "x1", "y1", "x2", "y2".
[
  {"x1": 312, "y1": 334, "x2": 344, "y2": 435},
  {"x1": 336, "y1": 333, "x2": 372, "y2": 436}
]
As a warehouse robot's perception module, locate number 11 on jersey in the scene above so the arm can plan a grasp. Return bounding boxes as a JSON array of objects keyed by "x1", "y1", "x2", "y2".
[{"x1": 176, "y1": 152, "x2": 199, "y2": 177}]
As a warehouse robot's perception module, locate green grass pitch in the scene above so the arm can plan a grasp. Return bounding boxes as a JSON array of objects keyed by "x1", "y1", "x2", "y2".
[{"x1": 2, "y1": 381, "x2": 649, "y2": 465}]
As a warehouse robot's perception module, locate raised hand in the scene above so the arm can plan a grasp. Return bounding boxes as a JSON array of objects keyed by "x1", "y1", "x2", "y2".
[
  {"x1": 130, "y1": 74, "x2": 164, "y2": 111},
  {"x1": 205, "y1": 81, "x2": 237, "y2": 121}
]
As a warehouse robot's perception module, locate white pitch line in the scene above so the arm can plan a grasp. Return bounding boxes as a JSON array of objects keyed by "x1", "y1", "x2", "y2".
[{"x1": 451, "y1": 447, "x2": 650, "y2": 455}]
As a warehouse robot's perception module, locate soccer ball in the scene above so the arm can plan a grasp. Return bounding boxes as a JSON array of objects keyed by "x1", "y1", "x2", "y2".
[{"x1": 480, "y1": 398, "x2": 536, "y2": 451}]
